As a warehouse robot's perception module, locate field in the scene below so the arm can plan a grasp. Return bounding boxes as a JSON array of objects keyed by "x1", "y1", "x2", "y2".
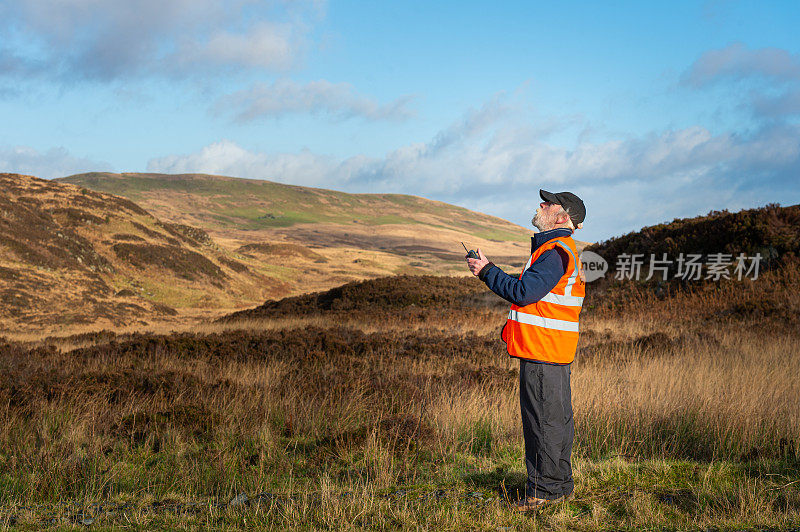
[{"x1": 0, "y1": 269, "x2": 798, "y2": 530}]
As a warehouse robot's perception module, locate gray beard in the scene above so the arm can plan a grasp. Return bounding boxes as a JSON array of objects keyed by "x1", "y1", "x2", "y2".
[{"x1": 531, "y1": 212, "x2": 551, "y2": 232}]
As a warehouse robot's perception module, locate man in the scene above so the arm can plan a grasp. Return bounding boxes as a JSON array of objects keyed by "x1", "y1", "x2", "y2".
[{"x1": 466, "y1": 189, "x2": 585, "y2": 512}]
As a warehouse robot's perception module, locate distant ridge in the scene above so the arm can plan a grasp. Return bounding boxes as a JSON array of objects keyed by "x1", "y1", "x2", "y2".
[
  {"x1": 57, "y1": 172, "x2": 540, "y2": 294},
  {"x1": 58, "y1": 172, "x2": 526, "y2": 239}
]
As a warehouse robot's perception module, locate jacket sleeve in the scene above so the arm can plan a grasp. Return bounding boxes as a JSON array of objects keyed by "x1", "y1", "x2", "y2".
[{"x1": 478, "y1": 248, "x2": 567, "y2": 306}]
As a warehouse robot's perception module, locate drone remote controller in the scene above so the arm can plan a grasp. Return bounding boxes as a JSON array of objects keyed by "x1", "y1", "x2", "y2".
[{"x1": 461, "y1": 242, "x2": 479, "y2": 259}]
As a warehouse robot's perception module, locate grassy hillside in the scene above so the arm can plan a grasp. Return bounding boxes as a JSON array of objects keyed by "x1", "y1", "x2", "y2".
[
  {"x1": 57, "y1": 172, "x2": 536, "y2": 294},
  {"x1": 59, "y1": 172, "x2": 525, "y2": 240},
  {"x1": 0, "y1": 173, "x2": 291, "y2": 332}
]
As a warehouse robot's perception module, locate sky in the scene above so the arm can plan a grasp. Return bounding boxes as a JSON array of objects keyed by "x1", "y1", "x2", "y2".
[{"x1": 1, "y1": 0, "x2": 799, "y2": 242}]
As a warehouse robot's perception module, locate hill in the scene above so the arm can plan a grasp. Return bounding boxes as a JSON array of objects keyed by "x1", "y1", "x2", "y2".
[
  {"x1": 221, "y1": 202, "x2": 800, "y2": 330},
  {"x1": 580, "y1": 203, "x2": 800, "y2": 327},
  {"x1": 57, "y1": 172, "x2": 540, "y2": 293},
  {"x1": 220, "y1": 274, "x2": 500, "y2": 323},
  {"x1": 1, "y1": 196, "x2": 797, "y2": 528},
  {"x1": 586, "y1": 203, "x2": 799, "y2": 272},
  {"x1": 0, "y1": 173, "x2": 291, "y2": 331}
]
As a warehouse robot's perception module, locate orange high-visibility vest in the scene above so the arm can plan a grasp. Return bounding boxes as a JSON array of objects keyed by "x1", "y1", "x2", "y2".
[{"x1": 501, "y1": 235, "x2": 584, "y2": 364}]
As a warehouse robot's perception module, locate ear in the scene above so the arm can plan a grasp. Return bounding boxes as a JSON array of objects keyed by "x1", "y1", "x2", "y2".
[{"x1": 576, "y1": 222, "x2": 583, "y2": 230}]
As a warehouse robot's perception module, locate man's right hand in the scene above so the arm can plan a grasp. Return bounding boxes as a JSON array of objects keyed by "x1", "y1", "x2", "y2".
[{"x1": 466, "y1": 248, "x2": 489, "y2": 276}]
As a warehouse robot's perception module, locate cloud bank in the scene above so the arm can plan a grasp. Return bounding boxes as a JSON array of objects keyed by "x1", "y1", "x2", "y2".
[
  {"x1": 0, "y1": 146, "x2": 113, "y2": 179},
  {"x1": 682, "y1": 42, "x2": 800, "y2": 87},
  {"x1": 683, "y1": 43, "x2": 800, "y2": 120},
  {"x1": 216, "y1": 79, "x2": 416, "y2": 122},
  {"x1": 0, "y1": 0, "x2": 322, "y2": 82},
  {"x1": 148, "y1": 91, "x2": 800, "y2": 241}
]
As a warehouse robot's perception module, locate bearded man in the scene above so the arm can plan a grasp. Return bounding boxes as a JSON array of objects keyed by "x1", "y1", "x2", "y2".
[{"x1": 466, "y1": 189, "x2": 586, "y2": 511}]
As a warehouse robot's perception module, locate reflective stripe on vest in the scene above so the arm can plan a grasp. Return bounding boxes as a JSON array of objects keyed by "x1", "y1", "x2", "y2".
[
  {"x1": 501, "y1": 235, "x2": 584, "y2": 364},
  {"x1": 507, "y1": 309, "x2": 580, "y2": 332},
  {"x1": 553, "y1": 240, "x2": 579, "y2": 296},
  {"x1": 539, "y1": 292, "x2": 584, "y2": 306}
]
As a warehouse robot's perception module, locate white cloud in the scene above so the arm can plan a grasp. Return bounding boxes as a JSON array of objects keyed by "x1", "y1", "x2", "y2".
[
  {"x1": 682, "y1": 42, "x2": 800, "y2": 87},
  {"x1": 147, "y1": 140, "x2": 337, "y2": 187},
  {"x1": 0, "y1": 0, "x2": 321, "y2": 82},
  {"x1": 173, "y1": 23, "x2": 296, "y2": 71},
  {"x1": 147, "y1": 95, "x2": 800, "y2": 241},
  {"x1": 0, "y1": 146, "x2": 113, "y2": 178},
  {"x1": 682, "y1": 43, "x2": 800, "y2": 120},
  {"x1": 215, "y1": 79, "x2": 415, "y2": 122}
]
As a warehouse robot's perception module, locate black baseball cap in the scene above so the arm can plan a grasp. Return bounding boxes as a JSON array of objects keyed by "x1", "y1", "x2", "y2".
[{"x1": 539, "y1": 189, "x2": 586, "y2": 225}]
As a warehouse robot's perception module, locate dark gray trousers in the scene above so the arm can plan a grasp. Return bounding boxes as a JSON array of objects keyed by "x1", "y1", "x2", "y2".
[{"x1": 519, "y1": 359, "x2": 574, "y2": 500}]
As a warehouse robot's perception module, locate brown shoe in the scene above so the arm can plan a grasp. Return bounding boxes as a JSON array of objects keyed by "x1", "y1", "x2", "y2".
[{"x1": 511, "y1": 496, "x2": 560, "y2": 512}]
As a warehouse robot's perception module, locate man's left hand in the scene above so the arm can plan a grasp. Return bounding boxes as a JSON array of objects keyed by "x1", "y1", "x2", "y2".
[{"x1": 466, "y1": 248, "x2": 490, "y2": 276}]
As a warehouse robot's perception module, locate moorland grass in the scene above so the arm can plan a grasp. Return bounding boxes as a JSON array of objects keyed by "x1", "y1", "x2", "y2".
[{"x1": 0, "y1": 297, "x2": 798, "y2": 529}]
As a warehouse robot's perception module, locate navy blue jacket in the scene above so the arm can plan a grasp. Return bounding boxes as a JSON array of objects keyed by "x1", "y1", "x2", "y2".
[{"x1": 478, "y1": 228, "x2": 572, "y2": 306}]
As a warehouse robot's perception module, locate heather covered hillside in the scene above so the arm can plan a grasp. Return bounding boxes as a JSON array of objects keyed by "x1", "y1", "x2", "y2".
[
  {"x1": 586, "y1": 203, "x2": 800, "y2": 271},
  {"x1": 221, "y1": 275, "x2": 496, "y2": 321},
  {"x1": 0, "y1": 173, "x2": 290, "y2": 331},
  {"x1": 222, "y1": 203, "x2": 800, "y2": 332},
  {"x1": 58, "y1": 172, "x2": 537, "y2": 293},
  {"x1": 59, "y1": 172, "x2": 526, "y2": 240},
  {"x1": 581, "y1": 203, "x2": 800, "y2": 326}
]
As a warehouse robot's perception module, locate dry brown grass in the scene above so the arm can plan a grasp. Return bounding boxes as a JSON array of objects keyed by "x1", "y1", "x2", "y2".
[{"x1": 0, "y1": 272, "x2": 798, "y2": 528}]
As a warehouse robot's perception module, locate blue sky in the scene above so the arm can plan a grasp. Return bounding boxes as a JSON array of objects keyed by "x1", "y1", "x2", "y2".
[{"x1": 1, "y1": 0, "x2": 799, "y2": 242}]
